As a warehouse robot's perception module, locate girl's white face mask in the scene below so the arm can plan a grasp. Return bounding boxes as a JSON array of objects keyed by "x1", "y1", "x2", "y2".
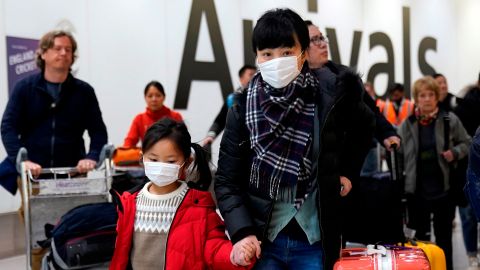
[
  {"x1": 257, "y1": 53, "x2": 302, "y2": 89},
  {"x1": 143, "y1": 160, "x2": 182, "y2": 187}
]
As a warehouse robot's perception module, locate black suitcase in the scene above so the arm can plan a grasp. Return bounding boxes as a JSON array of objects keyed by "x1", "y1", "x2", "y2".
[
  {"x1": 342, "y1": 145, "x2": 405, "y2": 244},
  {"x1": 49, "y1": 230, "x2": 115, "y2": 269}
]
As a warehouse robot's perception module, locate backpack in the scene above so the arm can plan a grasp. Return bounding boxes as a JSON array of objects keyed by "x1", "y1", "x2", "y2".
[{"x1": 43, "y1": 202, "x2": 118, "y2": 269}]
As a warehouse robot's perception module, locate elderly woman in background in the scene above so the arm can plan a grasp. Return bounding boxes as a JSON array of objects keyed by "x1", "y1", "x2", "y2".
[{"x1": 397, "y1": 76, "x2": 471, "y2": 270}]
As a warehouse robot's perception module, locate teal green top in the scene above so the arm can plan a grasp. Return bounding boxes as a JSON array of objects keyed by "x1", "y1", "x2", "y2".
[{"x1": 267, "y1": 188, "x2": 320, "y2": 244}]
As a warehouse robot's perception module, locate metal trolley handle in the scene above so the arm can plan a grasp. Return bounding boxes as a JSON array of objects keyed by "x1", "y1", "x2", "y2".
[
  {"x1": 16, "y1": 145, "x2": 114, "y2": 270},
  {"x1": 27, "y1": 167, "x2": 78, "y2": 181}
]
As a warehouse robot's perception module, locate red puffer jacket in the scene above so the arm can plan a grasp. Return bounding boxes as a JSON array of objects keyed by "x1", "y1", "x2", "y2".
[{"x1": 109, "y1": 186, "x2": 250, "y2": 270}]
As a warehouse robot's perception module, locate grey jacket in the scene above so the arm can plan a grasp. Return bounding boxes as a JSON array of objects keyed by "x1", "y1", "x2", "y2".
[{"x1": 398, "y1": 111, "x2": 471, "y2": 194}]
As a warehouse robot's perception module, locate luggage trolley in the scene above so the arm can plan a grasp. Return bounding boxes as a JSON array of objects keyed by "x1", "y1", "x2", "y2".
[{"x1": 18, "y1": 145, "x2": 114, "y2": 270}]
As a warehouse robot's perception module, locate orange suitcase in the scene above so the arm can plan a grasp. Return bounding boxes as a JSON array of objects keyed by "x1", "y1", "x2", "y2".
[{"x1": 334, "y1": 245, "x2": 430, "y2": 270}]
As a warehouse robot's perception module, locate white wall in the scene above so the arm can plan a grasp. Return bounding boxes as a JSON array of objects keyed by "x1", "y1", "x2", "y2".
[
  {"x1": 0, "y1": 0, "x2": 22, "y2": 213},
  {"x1": 0, "y1": 0, "x2": 479, "y2": 213},
  {"x1": 456, "y1": 0, "x2": 480, "y2": 89}
]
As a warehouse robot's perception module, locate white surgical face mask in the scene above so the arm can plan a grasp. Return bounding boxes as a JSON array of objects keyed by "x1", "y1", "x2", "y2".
[
  {"x1": 257, "y1": 54, "x2": 302, "y2": 89},
  {"x1": 143, "y1": 160, "x2": 182, "y2": 187}
]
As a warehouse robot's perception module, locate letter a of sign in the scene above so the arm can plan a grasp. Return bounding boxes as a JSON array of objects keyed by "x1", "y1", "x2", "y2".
[{"x1": 174, "y1": 0, "x2": 233, "y2": 109}]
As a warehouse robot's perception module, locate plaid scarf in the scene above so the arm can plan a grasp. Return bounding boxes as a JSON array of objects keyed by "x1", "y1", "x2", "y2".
[
  {"x1": 415, "y1": 107, "x2": 439, "y2": 126},
  {"x1": 246, "y1": 68, "x2": 318, "y2": 208}
]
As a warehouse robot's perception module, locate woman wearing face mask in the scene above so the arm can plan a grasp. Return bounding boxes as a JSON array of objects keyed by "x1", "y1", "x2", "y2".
[
  {"x1": 110, "y1": 118, "x2": 255, "y2": 270},
  {"x1": 215, "y1": 8, "x2": 375, "y2": 270}
]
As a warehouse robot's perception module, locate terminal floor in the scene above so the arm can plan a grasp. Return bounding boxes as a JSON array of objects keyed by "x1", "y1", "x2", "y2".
[{"x1": 0, "y1": 208, "x2": 478, "y2": 269}]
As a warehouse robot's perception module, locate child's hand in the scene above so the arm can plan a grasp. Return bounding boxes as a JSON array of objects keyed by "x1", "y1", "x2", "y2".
[{"x1": 230, "y1": 235, "x2": 261, "y2": 266}]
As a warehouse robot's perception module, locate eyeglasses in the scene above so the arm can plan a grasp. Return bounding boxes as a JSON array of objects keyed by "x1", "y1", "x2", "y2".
[{"x1": 310, "y1": 35, "x2": 329, "y2": 46}]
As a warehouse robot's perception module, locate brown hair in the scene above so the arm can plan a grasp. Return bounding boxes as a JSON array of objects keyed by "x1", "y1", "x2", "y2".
[
  {"x1": 412, "y1": 76, "x2": 440, "y2": 103},
  {"x1": 35, "y1": 30, "x2": 77, "y2": 71}
]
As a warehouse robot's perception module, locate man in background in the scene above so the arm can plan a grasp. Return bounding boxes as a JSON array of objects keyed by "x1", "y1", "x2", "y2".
[
  {"x1": 1, "y1": 29, "x2": 108, "y2": 270},
  {"x1": 433, "y1": 73, "x2": 458, "y2": 112},
  {"x1": 305, "y1": 20, "x2": 399, "y2": 151},
  {"x1": 2, "y1": 30, "x2": 107, "y2": 176},
  {"x1": 201, "y1": 64, "x2": 256, "y2": 146},
  {"x1": 383, "y1": 83, "x2": 414, "y2": 127}
]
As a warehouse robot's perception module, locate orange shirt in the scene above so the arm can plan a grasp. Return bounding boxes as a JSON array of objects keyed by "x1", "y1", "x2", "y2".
[{"x1": 123, "y1": 106, "x2": 183, "y2": 148}]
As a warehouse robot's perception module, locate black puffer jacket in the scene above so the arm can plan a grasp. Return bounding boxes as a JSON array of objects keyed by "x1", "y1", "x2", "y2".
[
  {"x1": 215, "y1": 66, "x2": 375, "y2": 269},
  {"x1": 323, "y1": 61, "x2": 396, "y2": 144}
]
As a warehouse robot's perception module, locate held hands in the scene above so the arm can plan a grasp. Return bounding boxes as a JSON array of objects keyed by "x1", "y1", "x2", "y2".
[
  {"x1": 383, "y1": 136, "x2": 401, "y2": 151},
  {"x1": 76, "y1": 159, "x2": 97, "y2": 173},
  {"x1": 230, "y1": 235, "x2": 261, "y2": 266},
  {"x1": 339, "y1": 176, "x2": 352, "y2": 197},
  {"x1": 441, "y1": 150, "x2": 455, "y2": 163}
]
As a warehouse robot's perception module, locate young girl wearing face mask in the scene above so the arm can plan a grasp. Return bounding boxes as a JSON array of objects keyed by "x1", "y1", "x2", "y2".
[{"x1": 109, "y1": 118, "x2": 254, "y2": 270}]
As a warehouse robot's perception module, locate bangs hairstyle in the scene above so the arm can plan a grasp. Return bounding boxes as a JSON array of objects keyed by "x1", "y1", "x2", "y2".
[
  {"x1": 252, "y1": 8, "x2": 309, "y2": 53},
  {"x1": 144, "y1": 80, "x2": 165, "y2": 97},
  {"x1": 142, "y1": 118, "x2": 212, "y2": 191},
  {"x1": 412, "y1": 76, "x2": 440, "y2": 103}
]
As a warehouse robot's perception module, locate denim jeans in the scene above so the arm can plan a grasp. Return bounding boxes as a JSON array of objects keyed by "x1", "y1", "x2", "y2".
[
  {"x1": 253, "y1": 232, "x2": 323, "y2": 270},
  {"x1": 466, "y1": 168, "x2": 480, "y2": 220},
  {"x1": 459, "y1": 203, "x2": 479, "y2": 256}
]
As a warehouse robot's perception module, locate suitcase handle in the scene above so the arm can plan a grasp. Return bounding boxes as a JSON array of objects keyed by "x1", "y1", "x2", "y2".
[
  {"x1": 367, "y1": 244, "x2": 387, "y2": 256},
  {"x1": 389, "y1": 143, "x2": 401, "y2": 181}
]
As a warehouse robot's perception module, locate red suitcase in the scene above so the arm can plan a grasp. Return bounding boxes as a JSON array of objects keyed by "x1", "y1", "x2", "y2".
[{"x1": 334, "y1": 245, "x2": 431, "y2": 270}]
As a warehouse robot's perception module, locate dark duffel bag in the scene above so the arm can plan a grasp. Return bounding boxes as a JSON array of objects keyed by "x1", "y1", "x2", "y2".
[{"x1": 42, "y1": 202, "x2": 117, "y2": 269}]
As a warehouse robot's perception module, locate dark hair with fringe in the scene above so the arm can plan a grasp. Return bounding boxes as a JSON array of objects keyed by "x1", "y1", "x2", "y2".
[
  {"x1": 144, "y1": 81, "x2": 165, "y2": 97},
  {"x1": 238, "y1": 64, "x2": 257, "y2": 78},
  {"x1": 142, "y1": 118, "x2": 212, "y2": 190},
  {"x1": 252, "y1": 8, "x2": 309, "y2": 53},
  {"x1": 388, "y1": 82, "x2": 405, "y2": 95},
  {"x1": 304, "y1": 20, "x2": 314, "y2": 27}
]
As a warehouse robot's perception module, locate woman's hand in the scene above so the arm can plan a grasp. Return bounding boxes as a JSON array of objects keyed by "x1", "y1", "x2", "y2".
[
  {"x1": 383, "y1": 136, "x2": 401, "y2": 151},
  {"x1": 230, "y1": 235, "x2": 261, "y2": 266}
]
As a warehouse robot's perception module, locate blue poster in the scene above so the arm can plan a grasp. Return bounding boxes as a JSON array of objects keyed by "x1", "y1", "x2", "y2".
[{"x1": 6, "y1": 36, "x2": 39, "y2": 96}]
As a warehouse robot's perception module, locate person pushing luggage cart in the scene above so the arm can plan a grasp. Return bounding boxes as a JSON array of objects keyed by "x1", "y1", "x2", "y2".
[
  {"x1": 0, "y1": 30, "x2": 108, "y2": 270},
  {"x1": 18, "y1": 146, "x2": 115, "y2": 270}
]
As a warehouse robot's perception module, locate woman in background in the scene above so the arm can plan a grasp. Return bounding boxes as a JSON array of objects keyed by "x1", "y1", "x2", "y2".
[
  {"x1": 123, "y1": 81, "x2": 183, "y2": 148},
  {"x1": 397, "y1": 76, "x2": 471, "y2": 270}
]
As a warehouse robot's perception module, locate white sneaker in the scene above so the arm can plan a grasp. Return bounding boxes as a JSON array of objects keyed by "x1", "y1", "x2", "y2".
[{"x1": 468, "y1": 256, "x2": 479, "y2": 270}]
